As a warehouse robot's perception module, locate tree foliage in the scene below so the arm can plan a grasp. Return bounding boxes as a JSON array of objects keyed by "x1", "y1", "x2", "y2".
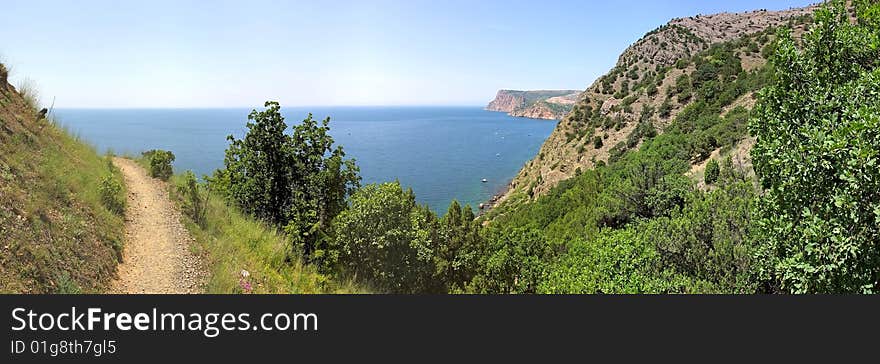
[
  {"x1": 468, "y1": 227, "x2": 556, "y2": 294},
  {"x1": 222, "y1": 101, "x2": 360, "y2": 258},
  {"x1": 750, "y1": 1, "x2": 880, "y2": 293},
  {"x1": 330, "y1": 182, "x2": 438, "y2": 293}
]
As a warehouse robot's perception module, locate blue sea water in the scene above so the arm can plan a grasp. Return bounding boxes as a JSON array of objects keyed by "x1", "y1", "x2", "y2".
[{"x1": 54, "y1": 107, "x2": 556, "y2": 213}]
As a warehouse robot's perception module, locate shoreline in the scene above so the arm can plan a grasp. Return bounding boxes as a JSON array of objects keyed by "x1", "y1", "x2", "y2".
[
  {"x1": 484, "y1": 107, "x2": 560, "y2": 121},
  {"x1": 476, "y1": 180, "x2": 512, "y2": 216}
]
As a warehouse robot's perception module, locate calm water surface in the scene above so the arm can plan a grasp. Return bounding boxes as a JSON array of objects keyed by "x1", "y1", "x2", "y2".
[{"x1": 56, "y1": 107, "x2": 556, "y2": 212}]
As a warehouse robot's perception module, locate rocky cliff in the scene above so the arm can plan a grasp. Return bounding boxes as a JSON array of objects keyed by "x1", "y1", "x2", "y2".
[
  {"x1": 498, "y1": 5, "x2": 816, "y2": 206},
  {"x1": 487, "y1": 90, "x2": 581, "y2": 120}
]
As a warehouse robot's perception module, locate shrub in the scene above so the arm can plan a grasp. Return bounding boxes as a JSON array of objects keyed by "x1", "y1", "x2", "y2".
[
  {"x1": 675, "y1": 74, "x2": 692, "y2": 94},
  {"x1": 658, "y1": 99, "x2": 673, "y2": 118},
  {"x1": 593, "y1": 136, "x2": 604, "y2": 149},
  {"x1": 468, "y1": 227, "x2": 555, "y2": 294},
  {"x1": 704, "y1": 159, "x2": 719, "y2": 185},
  {"x1": 330, "y1": 182, "x2": 436, "y2": 293},
  {"x1": 99, "y1": 174, "x2": 125, "y2": 215},
  {"x1": 675, "y1": 58, "x2": 690, "y2": 69},
  {"x1": 143, "y1": 149, "x2": 175, "y2": 181},
  {"x1": 178, "y1": 171, "x2": 207, "y2": 227}
]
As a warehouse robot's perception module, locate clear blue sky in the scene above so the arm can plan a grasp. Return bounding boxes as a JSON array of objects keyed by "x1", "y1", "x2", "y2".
[{"x1": 1, "y1": 0, "x2": 815, "y2": 108}]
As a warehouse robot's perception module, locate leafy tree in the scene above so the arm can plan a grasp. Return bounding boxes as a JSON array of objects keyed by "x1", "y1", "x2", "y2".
[
  {"x1": 750, "y1": 1, "x2": 880, "y2": 293},
  {"x1": 330, "y1": 182, "x2": 437, "y2": 293},
  {"x1": 222, "y1": 101, "x2": 360, "y2": 258},
  {"x1": 435, "y1": 200, "x2": 482, "y2": 292},
  {"x1": 704, "y1": 159, "x2": 720, "y2": 185}
]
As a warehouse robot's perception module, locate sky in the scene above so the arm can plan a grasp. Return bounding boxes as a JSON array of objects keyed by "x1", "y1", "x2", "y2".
[{"x1": 0, "y1": 0, "x2": 816, "y2": 108}]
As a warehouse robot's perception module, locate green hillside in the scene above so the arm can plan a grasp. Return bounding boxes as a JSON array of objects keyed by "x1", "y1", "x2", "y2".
[
  {"x1": 483, "y1": 1, "x2": 880, "y2": 293},
  {"x1": 0, "y1": 64, "x2": 126, "y2": 293}
]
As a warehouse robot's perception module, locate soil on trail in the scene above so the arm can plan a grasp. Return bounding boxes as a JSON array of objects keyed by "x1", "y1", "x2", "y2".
[{"x1": 109, "y1": 158, "x2": 204, "y2": 294}]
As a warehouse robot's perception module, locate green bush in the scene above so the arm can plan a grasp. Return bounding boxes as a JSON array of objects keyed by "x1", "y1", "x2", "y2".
[
  {"x1": 593, "y1": 136, "x2": 604, "y2": 149},
  {"x1": 658, "y1": 98, "x2": 673, "y2": 118},
  {"x1": 675, "y1": 58, "x2": 690, "y2": 69},
  {"x1": 704, "y1": 159, "x2": 720, "y2": 185},
  {"x1": 99, "y1": 174, "x2": 125, "y2": 215},
  {"x1": 468, "y1": 227, "x2": 556, "y2": 294},
  {"x1": 178, "y1": 171, "x2": 207, "y2": 227},
  {"x1": 330, "y1": 182, "x2": 437, "y2": 293},
  {"x1": 143, "y1": 149, "x2": 175, "y2": 181}
]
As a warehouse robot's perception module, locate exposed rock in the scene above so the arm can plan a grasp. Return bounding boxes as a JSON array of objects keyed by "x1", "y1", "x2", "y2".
[
  {"x1": 486, "y1": 90, "x2": 525, "y2": 113},
  {"x1": 487, "y1": 89, "x2": 582, "y2": 120}
]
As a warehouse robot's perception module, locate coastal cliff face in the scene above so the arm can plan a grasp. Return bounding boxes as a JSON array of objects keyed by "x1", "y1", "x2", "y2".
[
  {"x1": 486, "y1": 90, "x2": 581, "y2": 120},
  {"x1": 498, "y1": 5, "x2": 816, "y2": 206},
  {"x1": 486, "y1": 90, "x2": 525, "y2": 113}
]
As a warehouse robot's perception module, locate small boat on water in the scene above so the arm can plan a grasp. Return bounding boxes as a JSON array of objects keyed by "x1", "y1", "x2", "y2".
[{"x1": 481, "y1": 178, "x2": 488, "y2": 183}]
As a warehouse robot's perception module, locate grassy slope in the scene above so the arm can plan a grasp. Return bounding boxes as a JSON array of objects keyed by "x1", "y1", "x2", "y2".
[
  {"x1": 0, "y1": 71, "x2": 125, "y2": 293},
  {"x1": 140, "y1": 159, "x2": 365, "y2": 294}
]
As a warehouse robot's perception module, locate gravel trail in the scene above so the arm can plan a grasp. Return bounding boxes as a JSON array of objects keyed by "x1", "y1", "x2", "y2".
[{"x1": 109, "y1": 157, "x2": 204, "y2": 294}]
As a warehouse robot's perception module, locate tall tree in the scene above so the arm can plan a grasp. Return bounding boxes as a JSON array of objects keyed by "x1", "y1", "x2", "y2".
[{"x1": 223, "y1": 101, "x2": 360, "y2": 258}]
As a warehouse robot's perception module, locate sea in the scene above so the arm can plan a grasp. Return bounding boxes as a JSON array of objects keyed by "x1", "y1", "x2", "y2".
[{"x1": 55, "y1": 107, "x2": 556, "y2": 213}]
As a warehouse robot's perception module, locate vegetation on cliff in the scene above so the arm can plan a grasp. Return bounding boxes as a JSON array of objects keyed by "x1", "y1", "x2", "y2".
[
  {"x1": 483, "y1": 0, "x2": 880, "y2": 294},
  {"x1": 502, "y1": 4, "x2": 815, "y2": 201}
]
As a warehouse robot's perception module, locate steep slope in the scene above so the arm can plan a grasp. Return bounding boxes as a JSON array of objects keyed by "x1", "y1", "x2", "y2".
[
  {"x1": 487, "y1": 89, "x2": 581, "y2": 120},
  {"x1": 500, "y1": 5, "x2": 816, "y2": 203},
  {"x1": 0, "y1": 63, "x2": 126, "y2": 293}
]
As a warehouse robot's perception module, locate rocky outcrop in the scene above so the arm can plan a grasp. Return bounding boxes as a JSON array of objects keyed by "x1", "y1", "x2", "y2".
[
  {"x1": 486, "y1": 90, "x2": 525, "y2": 113},
  {"x1": 487, "y1": 90, "x2": 581, "y2": 120}
]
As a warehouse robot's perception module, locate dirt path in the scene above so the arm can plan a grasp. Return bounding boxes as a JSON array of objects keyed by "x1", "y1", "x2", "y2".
[{"x1": 109, "y1": 158, "x2": 204, "y2": 294}]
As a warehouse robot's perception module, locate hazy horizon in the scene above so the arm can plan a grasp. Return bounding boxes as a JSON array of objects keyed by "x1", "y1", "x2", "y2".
[{"x1": 3, "y1": 0, "x2": 815, "y2": 108}]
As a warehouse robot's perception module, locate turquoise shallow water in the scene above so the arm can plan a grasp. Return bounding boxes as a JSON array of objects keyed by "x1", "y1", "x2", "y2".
[{"x1": 55, "y1": 107, "x2": 556, "y2": 212}]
